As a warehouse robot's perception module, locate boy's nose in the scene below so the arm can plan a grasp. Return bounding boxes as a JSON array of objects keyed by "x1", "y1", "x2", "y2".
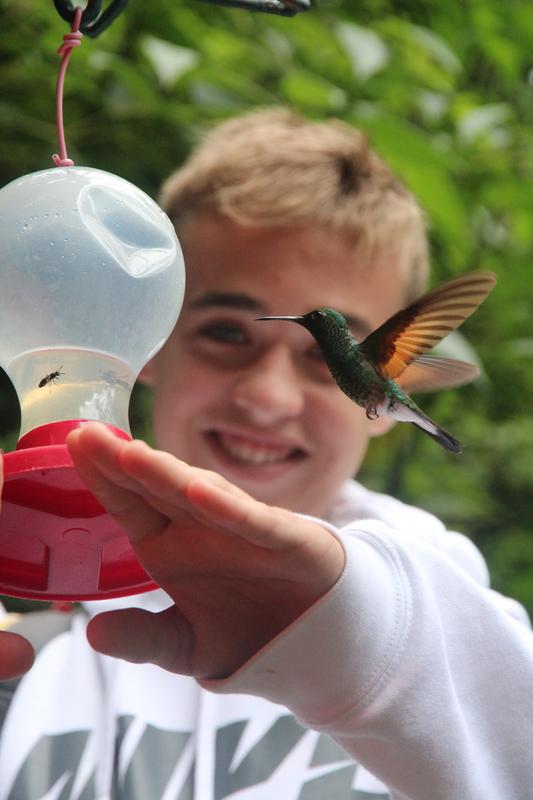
[{"x1": 232, "y1": 344, "x2": 305, "y2": 425}]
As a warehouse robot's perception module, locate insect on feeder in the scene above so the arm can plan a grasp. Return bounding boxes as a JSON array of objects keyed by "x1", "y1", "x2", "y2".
[{"x1": 0, "y1": 7, "x2": 185, "y2": 600}]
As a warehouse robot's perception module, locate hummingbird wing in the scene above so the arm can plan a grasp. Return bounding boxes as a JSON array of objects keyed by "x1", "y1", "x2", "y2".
[
  {"x1": 359, "y1": 271, "x2": 496, "y2": 381},
  {"x1": 397, "y1": 355, "x2": 480, "y2": 393}
]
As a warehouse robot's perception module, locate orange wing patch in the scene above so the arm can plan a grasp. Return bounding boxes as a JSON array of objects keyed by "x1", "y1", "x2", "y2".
[{"x1": 359, "y1": 271, "x2": 496, "y2": 381}]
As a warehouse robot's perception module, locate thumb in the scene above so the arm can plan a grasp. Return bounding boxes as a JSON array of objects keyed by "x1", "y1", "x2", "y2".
[{"x1": 87, "y1": 607, "x2": 193, "y2": 674}]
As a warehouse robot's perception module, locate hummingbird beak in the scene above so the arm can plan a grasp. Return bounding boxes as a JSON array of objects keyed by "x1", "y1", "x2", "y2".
[{"x1": 256, "y1": 315, "x2": 304, "y2": 323}]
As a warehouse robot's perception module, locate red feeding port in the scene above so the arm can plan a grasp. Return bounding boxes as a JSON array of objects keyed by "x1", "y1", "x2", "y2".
[{"x1": 0, "y1": 420, "x2": 158, "y2": 600}]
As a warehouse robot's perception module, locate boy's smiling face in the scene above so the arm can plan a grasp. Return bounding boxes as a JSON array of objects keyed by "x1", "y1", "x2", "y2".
[{"x1": 143, "y1": 213, "x2": 408, "y2": 517}]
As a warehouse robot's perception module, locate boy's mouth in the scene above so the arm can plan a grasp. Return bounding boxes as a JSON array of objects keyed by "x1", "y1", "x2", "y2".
[{"x1": 206, "y1": 430, "x2": 306, "y2": 466}]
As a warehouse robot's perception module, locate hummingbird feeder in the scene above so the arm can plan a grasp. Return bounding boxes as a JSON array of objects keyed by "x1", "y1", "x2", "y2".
[{"x1": 0, "y1": 5, "x2": 185, "y2": 600}]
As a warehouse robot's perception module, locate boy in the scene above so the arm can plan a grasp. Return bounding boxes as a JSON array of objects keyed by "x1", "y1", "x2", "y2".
[{"x1": 0, "y1": 109, "x2": 531, "y2": 799}]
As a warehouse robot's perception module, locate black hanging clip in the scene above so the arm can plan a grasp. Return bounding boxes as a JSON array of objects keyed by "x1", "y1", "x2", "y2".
[
  {"x1": 196, "y1": 0, "x2": 310, "y2": 16},
  {"x1": 52, "y1": 0, "x2": 130, "y2": 38}
]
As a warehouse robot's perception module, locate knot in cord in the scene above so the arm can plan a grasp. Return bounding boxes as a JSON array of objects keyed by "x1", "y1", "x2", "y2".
[{"x1": 57, "y1": 29, "x2": 83, "y2": 56}]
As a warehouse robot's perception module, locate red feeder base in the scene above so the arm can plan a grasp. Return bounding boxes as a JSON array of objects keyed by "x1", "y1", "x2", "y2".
[{"x1": 0, "y1": 420, "x2": 158, "y2": 600}]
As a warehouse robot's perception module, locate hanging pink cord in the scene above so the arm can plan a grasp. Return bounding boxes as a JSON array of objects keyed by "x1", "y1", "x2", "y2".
[{"x1": 52, "y1": 6, "x2": 84, "y2": 167}]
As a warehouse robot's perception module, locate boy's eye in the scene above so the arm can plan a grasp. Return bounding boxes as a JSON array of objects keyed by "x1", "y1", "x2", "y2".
[{"x1": 198, "y1": 321, "x2": 247, "y2": 344}]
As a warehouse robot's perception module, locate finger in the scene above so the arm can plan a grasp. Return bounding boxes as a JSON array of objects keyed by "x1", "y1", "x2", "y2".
[
  {"x1": 67, "y1": 425, "x2": 169, "y2": 540},
  {"x1": 87, "y1": 607, "x2": 193, "y2": 675},
  {"x1": 68, "y1": 423, "x2": 142, "y2": 492},
  {"x1": 72, "y1": 424, "x2": 250, "y2": 516},
  {"x1": 118, "y1": 441, "x2": 250, "y2": 511},
  {"x1": 0, "y1": 632, "x2": 35, "y2": 680},
  {"x1": 185, "y1": 475, "x2": 306, "y2": 550},
  {"x1": 69, "y1": 424, "x2": 203, "y2": 521}
]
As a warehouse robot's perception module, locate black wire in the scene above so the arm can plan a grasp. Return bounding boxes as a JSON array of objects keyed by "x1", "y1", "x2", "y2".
[
  {"x1": 196, "y1": 0, "x2": 310, "y2": 14},
  {"x1": 53, "y1": 0, "x2": 102, "y2": 26},
  {"x1": 82, "y1": 0, "x2": 130, "y2": 37}
]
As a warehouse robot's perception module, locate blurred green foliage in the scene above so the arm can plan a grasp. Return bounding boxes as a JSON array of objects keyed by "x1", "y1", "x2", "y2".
[{"x1": 0, "y1": 0, "x2": 531, "y2": 613}]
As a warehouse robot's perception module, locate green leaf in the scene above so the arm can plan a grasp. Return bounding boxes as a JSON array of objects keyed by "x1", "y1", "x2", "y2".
[{"x1": 281, "y1": 69, "x2": 347, "y2": 111}]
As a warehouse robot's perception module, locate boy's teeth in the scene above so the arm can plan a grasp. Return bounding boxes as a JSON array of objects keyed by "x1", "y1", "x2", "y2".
[{"x1": 218, "y1": 433, "x2": 291, "y2": 464}]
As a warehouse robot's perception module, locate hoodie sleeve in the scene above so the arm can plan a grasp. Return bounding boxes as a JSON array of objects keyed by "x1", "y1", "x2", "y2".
[{"x1": 200, "y1": 519, "x2": 533, "y2": 800}]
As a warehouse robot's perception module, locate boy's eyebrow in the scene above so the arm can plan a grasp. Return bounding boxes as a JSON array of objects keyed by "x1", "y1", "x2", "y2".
[
  {"x1": 187, "y1": 291, "x2": 373, "y2": 335},
  {"x1": 188, "y1": 292, "x2": 265, "y2": 313}
]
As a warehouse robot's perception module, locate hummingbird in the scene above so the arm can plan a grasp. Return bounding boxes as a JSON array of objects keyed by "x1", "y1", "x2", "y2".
[{"x1": 257, "y1": 271, "x2": 497, "y2": 453}]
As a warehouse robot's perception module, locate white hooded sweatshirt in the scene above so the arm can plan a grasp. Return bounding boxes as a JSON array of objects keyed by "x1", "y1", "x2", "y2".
[{"x1": 0, "y1": 480, "x2": 531, "y2": 800}]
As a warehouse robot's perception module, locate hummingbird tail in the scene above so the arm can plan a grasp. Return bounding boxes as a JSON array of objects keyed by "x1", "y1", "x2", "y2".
[
  {"x1": 412, "y1": 420, "x2": 462, "y2": 454},
  {"x1": 387, "y1": 401, "x2": 462, "y2": 454}
]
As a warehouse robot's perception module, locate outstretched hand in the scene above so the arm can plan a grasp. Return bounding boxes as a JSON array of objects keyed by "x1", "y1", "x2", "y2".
[
  {"x1": 0, "y1": 457, "x2": 35, "y2": 680},
  {"x1": 66, "y1": 423, "x2": 345, "y2": 679}
]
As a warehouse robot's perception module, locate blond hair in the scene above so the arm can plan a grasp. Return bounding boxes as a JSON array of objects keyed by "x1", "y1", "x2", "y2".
[{"x1": 160, "y1": 108, "x2": 429, "y2": 299}]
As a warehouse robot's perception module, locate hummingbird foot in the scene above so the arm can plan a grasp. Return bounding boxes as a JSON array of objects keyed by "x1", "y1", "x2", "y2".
[{"x1": 365, "y1": 406, "x2": 379, "y2": 421}]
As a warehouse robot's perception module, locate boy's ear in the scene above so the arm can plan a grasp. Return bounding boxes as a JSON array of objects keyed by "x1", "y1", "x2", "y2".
[
  {"x1": 138, "y1": 358, "x2": 156, "y2": 386},
  {"x1": 368, "y1": 414, "x2": 396, "y2": 439}
]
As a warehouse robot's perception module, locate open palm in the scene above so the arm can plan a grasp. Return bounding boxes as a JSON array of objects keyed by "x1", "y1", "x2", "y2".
[{"x1": 66, "y1": 423, "x2": 345, "y2": 678}]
